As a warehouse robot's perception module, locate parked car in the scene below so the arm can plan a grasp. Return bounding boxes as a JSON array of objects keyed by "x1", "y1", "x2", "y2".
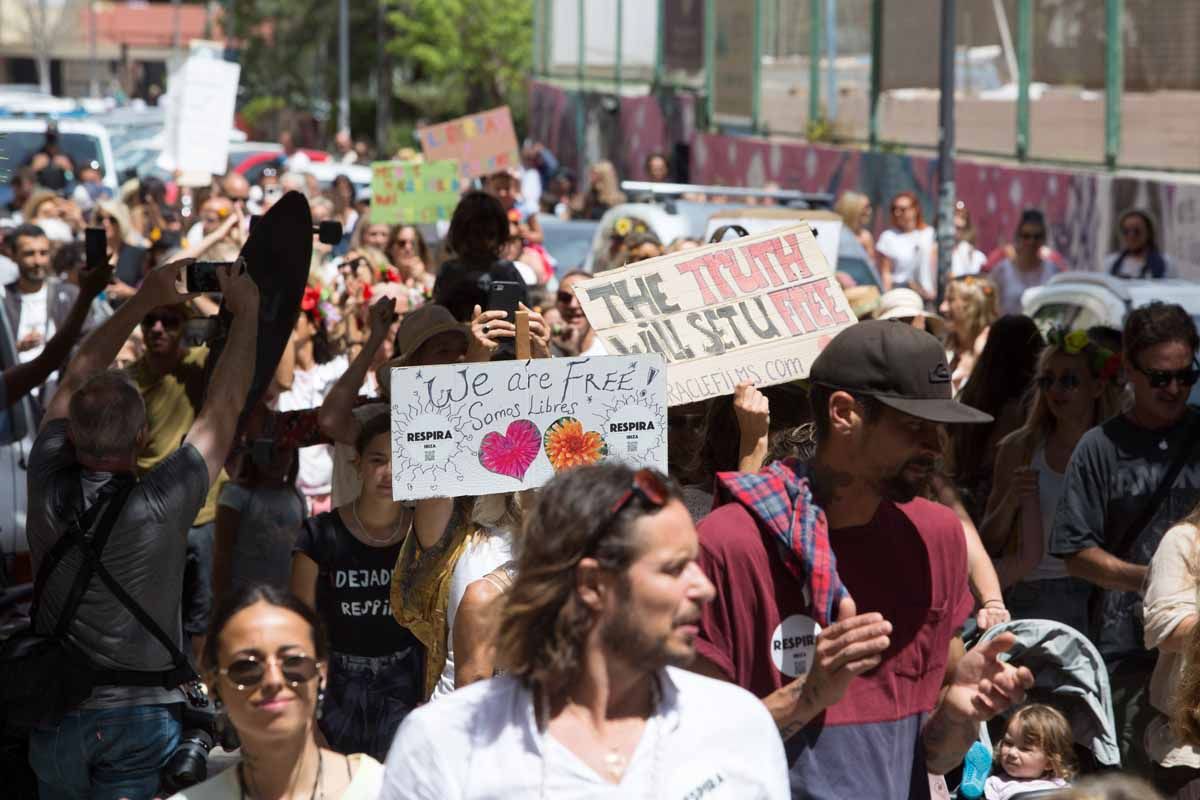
[{"x1": 1023, "y1": 271, "x2": 1200, "y2": 402}]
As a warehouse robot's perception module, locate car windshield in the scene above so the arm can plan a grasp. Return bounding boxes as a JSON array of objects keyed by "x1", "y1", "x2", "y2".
[{"x1": 0, "y1": 131, "x2": 105, "y2": 176}]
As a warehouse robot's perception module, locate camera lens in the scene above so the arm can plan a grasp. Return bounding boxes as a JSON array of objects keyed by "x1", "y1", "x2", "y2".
[{"x1": 159, "y1": 729, "x2": 214, "y2": 794}]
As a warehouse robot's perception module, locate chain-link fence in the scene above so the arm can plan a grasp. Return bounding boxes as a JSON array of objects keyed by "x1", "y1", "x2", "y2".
[{"x1": 532, "y1": 0, "x2": 1200, "y2": 173}]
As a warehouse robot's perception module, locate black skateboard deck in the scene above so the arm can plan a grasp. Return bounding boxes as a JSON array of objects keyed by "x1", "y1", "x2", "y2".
[{"x1": 204, "y1": 190, "x2": 313, "y2": 426}]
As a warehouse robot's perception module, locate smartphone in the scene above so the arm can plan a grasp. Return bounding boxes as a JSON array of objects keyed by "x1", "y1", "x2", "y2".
[
  {"x1": 85, "y1": 227, "x2": 106, "y2": 269},
  {"x1": 187, "y1": 261, "x2": 221, "y2": 293},
  {"x1": 486, "y1": 280, "x2": 524, "y2": 321}
]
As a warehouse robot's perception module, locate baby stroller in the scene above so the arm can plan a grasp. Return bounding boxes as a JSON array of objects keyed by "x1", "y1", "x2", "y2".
[{"x1": 949, "y1": 619, "x2": 1120, "y2": 799}]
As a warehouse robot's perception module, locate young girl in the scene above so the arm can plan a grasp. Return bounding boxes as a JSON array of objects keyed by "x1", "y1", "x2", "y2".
[{"x1": 985, "y1": 704, "x2": 1076, "y2": 799}]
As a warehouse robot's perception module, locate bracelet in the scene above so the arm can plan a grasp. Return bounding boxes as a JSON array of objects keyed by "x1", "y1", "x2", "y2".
[{"x1": 982, "y1": 599, "x2": 1005, "y2": 608}]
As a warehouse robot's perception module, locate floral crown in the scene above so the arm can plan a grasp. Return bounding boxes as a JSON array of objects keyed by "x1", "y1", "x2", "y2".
[
  {"x1": 301, "y1": 286, "x2": 323, "y2": 325},
  {"x1": 1044, "y1": 326, "x2": 1121, "y2": 382}
]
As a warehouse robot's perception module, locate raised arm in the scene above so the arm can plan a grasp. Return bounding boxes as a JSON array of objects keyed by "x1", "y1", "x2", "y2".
[
  {"x1": 42, "y1": 257, "x2": 197, "y2": 429},
  {"x1": 4, "y1": 260, "x2": 110, "y2": 408},
  {"x1": 733, "y1": 381, "x2": 770, "y2": 473},
  {"x1": 318, "y1": 298, "x2": 396, "y2": 445},
  {"x1": 183, "y1": 262, "x2": 259, "y2": 487}
]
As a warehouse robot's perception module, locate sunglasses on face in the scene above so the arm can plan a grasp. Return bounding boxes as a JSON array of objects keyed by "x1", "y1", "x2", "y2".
[
  {"x1": 141, "y1": 313, "x2": 183, "y2": 330},
  {"x1": 394, "y1": 238, "x2": 416, "y2": 248},
  {"x1": 892, "y1": 204, "x2": 914, "y2": 215},
  {"x1": 1121, "y1": 226, "x2": 1145, "y2": 237},
  {"x1": 218, "y1": 652, "x2": 321, "y2": 691},
  {"x1": 96, "y1": 215, "x2": 116, "y2": 225},
  {"x1": 1135, "y1": 361, "x2": 1200, "y2": 389},
  {"x1": 1018, "y1": 229, "x2": 1046, "y2": 241},
  {"x1": 557, "y1": 290, "x2": 578, "y2": 305},
  {"x1": 1037, "y1": 373, "x2": 1081, "y2": 392}
]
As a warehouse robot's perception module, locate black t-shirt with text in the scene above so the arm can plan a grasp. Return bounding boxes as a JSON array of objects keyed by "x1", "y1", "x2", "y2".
[
  {"x1": 295, "y1": 511, "x2": 418, "y2": 657},
  {"x1": 1050, "y1": 408, "x2": 1200, "y2": 661}
]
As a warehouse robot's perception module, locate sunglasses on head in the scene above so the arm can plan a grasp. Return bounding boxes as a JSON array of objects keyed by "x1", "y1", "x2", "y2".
[
  {"x1": 1135, "y1": 361, "x2": 1200, "y2": 389},
  {"x1": 609, "y1": 468, "x2": 669, "y2": 518},
  {"x1": 141, "y1": 312, "x2": 183, "y2": 330},
  {"x1": 219, "y1": 652, "x2": 321, "y2": 691},
  {"x1": 1037, "y1": 373, "x2": 1081, "y2": 392}
]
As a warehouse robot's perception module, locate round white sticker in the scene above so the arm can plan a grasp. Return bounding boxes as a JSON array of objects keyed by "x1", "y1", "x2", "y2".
[
  {"x1": 771, "y1": 614, "x2": 821, "y2": 677},
  {"x1": 400, "y1": 413, "x2": 457, "y2": 466}
]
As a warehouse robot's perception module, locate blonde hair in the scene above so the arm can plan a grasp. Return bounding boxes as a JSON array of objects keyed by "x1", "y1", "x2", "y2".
[
  {"x1": 95, "y1": 199, "x2": 134, "y2": 245},
  {"x1": 999, "y1": 334, "x2": 1124, "y2": 464},
  {"x1": 589, "y1": 161, "x2": 627, "y2": 208},
  {"x1": 1006, "y1": 704, "x2": 1077, "y2": 780},
  {"x1": 945, "y1": 275, "x2": 999, "y2": 353},
  {"x1": 22, "y1": 189, "x2": 59, "y2": 223},
  {"x1": 834, "y1": 191, "x2": 871, "y2": 234}
]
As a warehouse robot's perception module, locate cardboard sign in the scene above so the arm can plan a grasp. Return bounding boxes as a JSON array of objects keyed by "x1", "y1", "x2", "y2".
[
  {"x1": 574, "y1": 224, "x2": 854, "y2": 406},
  {"x1": 416, "y1": 106, "x2": 520, "y2": 181},
  {"x1": 370, "y1": 159, "x2": 462, "y2": 225},
  {"x1": 158, "y1": 55, "x2": 240, "y2": 177},
  {"x1": 389, "y1": 355, "x2": 667, "y2": 501}
]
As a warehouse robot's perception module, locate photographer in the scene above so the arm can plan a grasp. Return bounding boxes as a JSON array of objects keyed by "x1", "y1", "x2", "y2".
[{"x1": 25, "y1": 257, "x2": 258, "y2": 799}]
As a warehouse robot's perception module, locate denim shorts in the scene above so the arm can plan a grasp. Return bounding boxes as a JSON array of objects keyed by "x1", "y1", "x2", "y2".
[
  {"x1": 29, "y1": 703, "x2": 182, "y2": 800},
  {"x1": 319, "y1": 648, "x2": 423, "y2": 761}
]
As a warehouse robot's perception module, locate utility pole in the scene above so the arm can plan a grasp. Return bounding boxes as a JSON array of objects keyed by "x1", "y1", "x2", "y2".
[
  {"x1": 935, "y1": 0, "x2": 956, "y2": 305},
  {"x1": 337, "y1": 0, "x2": 351, "y2": 137},
  {"x1": 375, "y1": 0, "x2": 392, "y2": 156},
  {"x1": 89, "y1": 0, "x2": 99, "y2": 97}
]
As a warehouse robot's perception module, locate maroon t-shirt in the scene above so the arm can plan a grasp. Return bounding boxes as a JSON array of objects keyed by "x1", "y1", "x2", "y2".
[{"x1": 695, "y1": 496, "x2": 973, "y2": 799}]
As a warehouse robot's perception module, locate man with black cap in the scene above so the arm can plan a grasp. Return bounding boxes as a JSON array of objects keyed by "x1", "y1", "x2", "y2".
[{"x1": 690, "y1": 320, "x2": 1034, "y2": 799}]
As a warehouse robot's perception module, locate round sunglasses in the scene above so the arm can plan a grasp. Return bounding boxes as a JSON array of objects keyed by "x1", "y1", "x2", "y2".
[{"x1": 218, "y1": 653, "x2": 322, "y2": 691}]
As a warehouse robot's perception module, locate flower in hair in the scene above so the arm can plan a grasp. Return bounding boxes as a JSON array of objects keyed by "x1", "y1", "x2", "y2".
[
  {"x1": 1064, "y1": 329, "x2": 1090, "y2": 355},
  {"x1": 301, "y1": 286, "x2": 323, "y2": 324}
]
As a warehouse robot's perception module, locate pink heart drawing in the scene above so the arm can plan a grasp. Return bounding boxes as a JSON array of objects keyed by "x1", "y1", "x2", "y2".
[{"x1": 479, "y1": 419, "x2": 541, "y2": 480}]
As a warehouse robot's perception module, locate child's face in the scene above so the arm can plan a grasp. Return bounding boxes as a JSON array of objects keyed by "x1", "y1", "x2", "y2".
[{"x1": 999, "y1": 719, "x2": 1050, "y2": 780}]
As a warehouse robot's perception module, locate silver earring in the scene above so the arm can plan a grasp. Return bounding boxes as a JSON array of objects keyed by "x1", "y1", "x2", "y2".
[{"x1": 316, "y1": 684, "x2": 325, "y2": 720}]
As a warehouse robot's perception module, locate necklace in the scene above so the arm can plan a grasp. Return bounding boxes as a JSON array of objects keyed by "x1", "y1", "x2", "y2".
[
  {"x1": 536, "y1": 676, "x2": 662, "y2": 799},
  {"x1": 239, "y1": 747, "x2": 323, "y2": 800},
  {"x1": 352, "y1": 500, "x2": 407, "y2": 546}
]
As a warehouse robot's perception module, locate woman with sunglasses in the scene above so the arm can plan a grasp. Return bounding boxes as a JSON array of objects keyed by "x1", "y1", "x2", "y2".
[
  {"x1": 1105, "y1": 209, "x2": 1174, "y2": 280},
  {"x1": 978, "y1": 328, "x2": 1122, "y2": 627},
  {"x1": 385, "y1": 224, "x2": 435, "y2": 296},
  {"x1": 876, "y1": 190, "x2": 936, "y2": 297},
  {"x1": 168, "y1": 584, "x2": 383, "y2": 799},
  {"x1": 989, "y1": 209, "x2": 1060, "y2": 316}
]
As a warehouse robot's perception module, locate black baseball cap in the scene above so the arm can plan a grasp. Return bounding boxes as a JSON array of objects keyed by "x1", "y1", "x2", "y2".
[{"x1": 809, "y1": 320, "x2": 993, "y2": 424}]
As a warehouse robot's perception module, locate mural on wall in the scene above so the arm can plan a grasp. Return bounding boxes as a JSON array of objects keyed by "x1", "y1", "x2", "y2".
[{"x1": 529, "y1": 81, "x2": 1200, "y2": 281}]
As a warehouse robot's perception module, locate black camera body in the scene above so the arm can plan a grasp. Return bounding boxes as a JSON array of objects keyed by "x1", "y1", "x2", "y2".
[{"x1": 159, "y1": 683, "x2": 239, "y2": 794}]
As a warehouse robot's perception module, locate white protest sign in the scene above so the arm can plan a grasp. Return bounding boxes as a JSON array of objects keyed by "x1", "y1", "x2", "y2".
[
  {"x1": 390, "y1": 355, "x2": 667, "y2": 501},
  {"x1": 158, "y1": 55, "x2": 240, "y2": 177},
  {"x1": 705, "y1": 209, "x2": 843, "y2": 278},
  {"x1": 574, "y1": 224, "x2": 854, "y2": 406}
]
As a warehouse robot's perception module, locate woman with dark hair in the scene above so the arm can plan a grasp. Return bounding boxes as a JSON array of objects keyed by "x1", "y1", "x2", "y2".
[
  {"x1": 168, "y1": 584, "x2": 384, "y2": 798},
  {"x1": 331, "y1": 174, "x2": 359, "y2": 244},
  {"x1": 990, "y1": 210, "x2": 1060, "y2": 315},
  {"x1": 432, "y1": 191, "x2": 528, "y2": 322},
  {"x1": 291, "y1": 413, "x2": 442, "y2": 760},
  {"x1": 275, "y1": 292, "x2": 345, "y2": 515},
  {"x1": 945, "y1": 315, "x2": 1045, "y2": 525},
  {"x1": 1106, "y1": 209, "x2": 1173, "y2": 280},
  {"x1": 385, "y1": 223, "x2": 435, "y2": 295}
]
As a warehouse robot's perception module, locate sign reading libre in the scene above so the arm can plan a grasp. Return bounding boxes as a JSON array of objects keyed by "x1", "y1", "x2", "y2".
[
  {"x1": 389, "y1": 355, "x2": 667, "y2": 501},
  {"x1": 574, "y1": 224, "x2": 854, "y2": 406},
  {"x1": 369, "y1": 159, "x2": 462, "y2": 225},
  {"x1": 416, "y1": 106, "x2": 520, "y2": 181}
]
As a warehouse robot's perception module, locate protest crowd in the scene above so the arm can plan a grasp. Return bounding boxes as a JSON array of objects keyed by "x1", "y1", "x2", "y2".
[{"x1": 2, "y1": 109, "x2": 1200, "y2": 800}]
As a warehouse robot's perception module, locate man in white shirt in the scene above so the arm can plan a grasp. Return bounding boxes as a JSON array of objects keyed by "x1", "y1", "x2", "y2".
[{"x1": 381, "y1": 463, "x2": 789, "y2": 799}]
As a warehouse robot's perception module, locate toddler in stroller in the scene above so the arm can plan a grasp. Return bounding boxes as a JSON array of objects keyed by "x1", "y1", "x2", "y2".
[{"x1": 982, "y1": 704, "x2": 1075, "y2": 798}]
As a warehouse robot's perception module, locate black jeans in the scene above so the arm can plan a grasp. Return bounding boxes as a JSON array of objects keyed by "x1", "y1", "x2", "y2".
[{"x1": 319, "y1": 648, "x2": 423, "y2": 761}]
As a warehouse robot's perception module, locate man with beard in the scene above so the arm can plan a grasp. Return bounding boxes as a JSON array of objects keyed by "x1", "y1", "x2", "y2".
[
  {"x1": 380, "y1": 464, "x2": 789, "y2": 798},
  {"x1": 126, "y1": 299, "x2": 227, "y2": 663},
  {"x1": 690, "y1": 320, "x2": 1034, "y2": 799}
]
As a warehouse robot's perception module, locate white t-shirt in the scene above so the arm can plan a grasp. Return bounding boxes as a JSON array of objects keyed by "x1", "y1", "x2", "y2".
[
  {"x1": 17, "y1": 284, "x2": 53, "y2": 363},
  {"x1": 1025, "y1": 445, "x2": 1068, "y2": 582},
  {"x1": 990, "y1": 258, "x2": 1058, "y2": 316},
  {"x1": 582, "y1": 335, "x2": 608, "y2": 357},
  {"x1": 382, "y1": 667, "x2": 789, "y2": 800},
  {"x1": 169, "y1": 752, "x2": 383, "y2": 800},
  {"x1": 1103, "y1": 250, "x2": 1175, "y2": 280},
  {"x1": 951, "y1": 241, "x2": 986, "y2": 277},
  {"x1": 0, "y1": 254, "x2": 18, "y2": 286},
  {"x1": 276, "y1": 355, "x2": 349, "y2": 496},
  {"x1": 876, "y1": 226, "x2": 936, "y2": 292},
  {"x1": 431, "y1": 529, "x2": 515, "y2": 700}
]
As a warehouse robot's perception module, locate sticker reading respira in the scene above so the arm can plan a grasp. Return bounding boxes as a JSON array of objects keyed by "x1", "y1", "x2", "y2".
[{"x1": 771, "y1": 614, "x2": 820, "y2": 677}]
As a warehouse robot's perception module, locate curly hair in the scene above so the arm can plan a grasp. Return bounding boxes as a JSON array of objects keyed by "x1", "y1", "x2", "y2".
[
  {"x1": 1006, "y1": 704, "x2": 1078, "y2": 780},
  {"x1": 496, "y1": 464, "x2": 680, "y2": 703},
  {"x1": 945, "y1": 275, "x2": 1000, "y2": 355}
]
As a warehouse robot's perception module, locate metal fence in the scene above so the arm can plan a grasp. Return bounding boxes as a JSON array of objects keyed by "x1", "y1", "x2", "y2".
[{"x1": 531, "y1": 0, "x2": 1200, "y2": 173}]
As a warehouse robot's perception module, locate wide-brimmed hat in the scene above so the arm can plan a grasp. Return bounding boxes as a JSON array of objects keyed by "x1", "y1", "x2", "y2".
[
  {"x1": 374, "y1": 303, "x2": 468, "y2": 392},
  {"x1": 873, "y1": 288, "x2": 945, "y2": 335}
]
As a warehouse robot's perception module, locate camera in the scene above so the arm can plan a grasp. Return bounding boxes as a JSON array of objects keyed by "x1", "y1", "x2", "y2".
[{"x1": 159, "y1": 682, "x2": 239, "y2": 794}]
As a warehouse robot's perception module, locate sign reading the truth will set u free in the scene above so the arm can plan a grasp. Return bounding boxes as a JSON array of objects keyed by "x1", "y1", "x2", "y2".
[{"x1": 573, "y1": 224, "x2": 854, "y2": 406}]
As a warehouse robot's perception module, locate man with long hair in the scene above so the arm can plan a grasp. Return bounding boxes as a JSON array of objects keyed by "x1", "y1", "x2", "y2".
[{"x1": 380, "y1": 463, "x2": 789, "y2": 798}]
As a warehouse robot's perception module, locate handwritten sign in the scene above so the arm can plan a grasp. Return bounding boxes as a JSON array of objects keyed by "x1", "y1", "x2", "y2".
[
  {"x1": 416, "y1": 106, "x2": 520, "y2": 181},
  {"x1": 369, "y1": 159, "x2": 462, "y2": 225},
  {"x1": 574, "y1": 224, "x2": 854, "y2": 406},
  {"x1": 389, "y1": 355, "x2": 667, "y2": 501}
]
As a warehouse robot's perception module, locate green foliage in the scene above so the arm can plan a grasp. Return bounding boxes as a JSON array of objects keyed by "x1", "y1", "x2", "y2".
[
  {"x1": 805, "y1": 115, "x2": 835, "y2": 144},
  {"x1": 240, "y1": 96, "x2": 287, "y2": 132}
]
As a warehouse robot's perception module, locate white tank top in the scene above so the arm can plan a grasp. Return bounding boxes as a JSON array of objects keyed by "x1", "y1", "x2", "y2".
[{"x1": 1025, "y1": 445, "x2": 1069, "y2": 582}]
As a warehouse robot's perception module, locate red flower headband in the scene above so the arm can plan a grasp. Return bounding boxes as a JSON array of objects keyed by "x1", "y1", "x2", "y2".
[{"x1": 301, "y1": 286, "x2": 323, "y2": 324}]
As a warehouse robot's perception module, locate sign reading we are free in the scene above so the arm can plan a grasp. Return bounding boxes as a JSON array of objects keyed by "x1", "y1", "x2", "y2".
[{"x1": 574, "y1": 225, "x2": 854, "y2": 406}]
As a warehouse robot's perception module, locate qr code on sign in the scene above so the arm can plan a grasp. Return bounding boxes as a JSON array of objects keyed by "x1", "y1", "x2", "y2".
[
  {"x1": 424, "y1": 449, "x2": 435, "y2": 462},
  {"x1": 626, "y1": 438, "x2": 638, "y2": 453}
]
